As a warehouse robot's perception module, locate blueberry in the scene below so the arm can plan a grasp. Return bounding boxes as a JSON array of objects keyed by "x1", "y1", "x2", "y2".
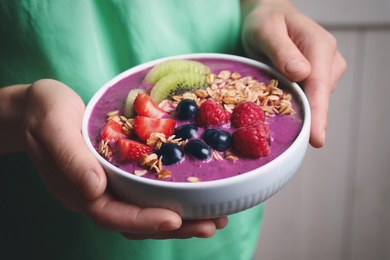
[
  {"x1": 203, "y1": 129, "x2": 232, "y2": 151},
  {"x1": 174, "y1": 124, "x2": 198, "y2": 140},
  {"x1": 184, "y1": 140, "x2": 212, "y2": 160},
  {"x1": 155, "y1": 143, "x2": 184, "y2": 165},
  {"x1": 175, "y1": 99, "x2": 198, "y2": 120}
]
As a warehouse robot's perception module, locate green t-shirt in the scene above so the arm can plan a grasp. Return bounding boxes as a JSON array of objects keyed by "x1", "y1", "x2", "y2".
[{"x1": 0, "y1": 1, "x2": 264, "y2": 259}]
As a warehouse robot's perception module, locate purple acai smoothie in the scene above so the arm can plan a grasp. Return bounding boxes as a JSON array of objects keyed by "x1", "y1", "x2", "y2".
[{"x1": 88, "y1": 58, "x2": 303, "y2": 182}]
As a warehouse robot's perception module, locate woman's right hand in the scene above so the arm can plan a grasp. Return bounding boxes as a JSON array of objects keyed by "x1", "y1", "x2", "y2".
[{"x1": 1, "y1": 79, "x2": 228, "y2": 239}]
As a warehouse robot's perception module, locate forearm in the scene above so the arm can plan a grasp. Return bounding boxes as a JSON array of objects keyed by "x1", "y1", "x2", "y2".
[{"x1": 0, "y1": 84, "x2": 29, "y2": 155}]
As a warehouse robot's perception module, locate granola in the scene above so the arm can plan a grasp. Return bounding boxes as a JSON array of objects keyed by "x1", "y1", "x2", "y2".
[{"x1": 159, "y1": 71, "x2": 295, "y2": 117}]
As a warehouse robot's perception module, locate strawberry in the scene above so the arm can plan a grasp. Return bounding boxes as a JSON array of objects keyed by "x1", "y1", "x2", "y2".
[
  {"x1": 134, "y1": 115, "x2": 176, "y2": 141},
  {"x1": 196, "y1": 99, "x2": 231, "y2": 127},
  {"x1": 100, "y1": 120, "x2": 127, "y2": 142},
  {"x1": 117, "y1": 138, "x2": 152, "y2": 161},
  {"x1": 133, "y1": 93, "x2": 168, "y2": 118},
  {"x1": 232, "y1": 121, "x2": 270, "y2": 158},
  {"x1": 231, "y1": 101, "x2": 265, "y2": 128}
]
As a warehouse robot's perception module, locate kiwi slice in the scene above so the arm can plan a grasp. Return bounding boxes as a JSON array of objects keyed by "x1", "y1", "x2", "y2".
[
  {"x1": 150, "y1": 71, "x2": 207, "y2": 104},
  {"x1": 123, "y1": 88, "x2": 148, "y2": 118},
  {"x1": 144, "y1": 59, "x2": 211, "y2": 84}
]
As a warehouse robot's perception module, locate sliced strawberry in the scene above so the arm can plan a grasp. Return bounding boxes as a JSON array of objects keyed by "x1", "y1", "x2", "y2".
[
  {"x1": 117, "y1": 138, "x2": 152, "y2": 161},
  {"x1": 133, "y1": 93, "x2": 168, "y2": 118},
  {"x1": 134, "y1": 115, "x2": 176, "y2": 141},
  {"x1": 100, "y1": 120, "x2": 127, "y2": 142}
]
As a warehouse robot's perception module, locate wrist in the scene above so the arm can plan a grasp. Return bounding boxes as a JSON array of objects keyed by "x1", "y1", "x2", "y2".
[
  {"x1": 0, "y1": 84, "x2": 30, "y2": 155},
  {"x1": 241, "y1": 0, "x2": 295, "y2": 15},
  {"x1": 241, "y1": 0, "x2": 292, "y2": 8}
]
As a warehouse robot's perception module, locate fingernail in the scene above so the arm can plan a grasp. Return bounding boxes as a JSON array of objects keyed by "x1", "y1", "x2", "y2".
[
  {"x1": 321, "y1": 129, "x2": 326, "y2": 145},
  {"x1": 285, "y1": 59, "x2": 306, "y2": 74},
  {"x1": 194, "y1": 232, "x2": 213, "y2": 238},
  {"x1": 82, "y1": 170, "x2": 100, "y2": 198},
  {"x1": 159, "y1": 221, "x2": 180, "y2": 231}
]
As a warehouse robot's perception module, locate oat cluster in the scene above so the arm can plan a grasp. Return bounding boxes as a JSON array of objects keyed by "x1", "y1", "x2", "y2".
[
  {"x1": 146, "y1": 133, "x2": 186, "y2": 151},
  {"x1": 98, "y1": 140, "x2": 111, "y2": 161},
  {"x1": 159, "y1": 70, "x2": 295, "y2": 117}
]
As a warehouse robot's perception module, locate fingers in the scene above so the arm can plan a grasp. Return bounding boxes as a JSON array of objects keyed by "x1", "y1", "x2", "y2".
[
  {"x1": 306, "y1": 50, "x2": 346, "y2": 147},
  {"x1": 84, "y1": 192, "x2": 227, "y2": 238},
  {"x1": 296, "y1": 30, "x2": 338, "y2": 147},
  {"x1": 120, "y1": 217, "x2": 228, "y2": 240},
  {"x1": 302, "y1": 28, "x2": 347, "y2": 148},
  {"x1": 85, "y1": 194, "x2": 182, "y2": 233},
  {"x1": 331, "y1": 51, "x2": 347, "y2": 90},
  {"x1": 213, "y1": 216, "x2": 229, "y2": 230},
  {"x1": 25, "y1": 79, "x2": 106, "y2": 200},
  {"x1": 250, "y1": 19, "x2": 329, "y2": 147}
]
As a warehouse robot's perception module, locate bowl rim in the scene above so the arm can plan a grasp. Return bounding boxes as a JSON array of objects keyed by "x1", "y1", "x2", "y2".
[{"x1": 82, "y1": 53, "x2": 311, "y2": 190}]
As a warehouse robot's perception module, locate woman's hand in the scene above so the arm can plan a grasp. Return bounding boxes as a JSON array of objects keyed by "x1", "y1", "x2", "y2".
[
  {"x1": 241, "y1": 0, "x2": 347, "y2": 147},
  {"x1": 2, "y1": 79, "x2": 227, "y2": 239}
]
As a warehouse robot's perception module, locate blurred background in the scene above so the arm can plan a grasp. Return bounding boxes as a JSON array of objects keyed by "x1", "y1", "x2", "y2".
[{"x1": 255, "y1": 0, "x2": 390, "y2": 259}]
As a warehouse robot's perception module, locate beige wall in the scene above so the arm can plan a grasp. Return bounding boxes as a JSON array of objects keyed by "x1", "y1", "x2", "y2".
[{"x1": 255, "y1": 1, "x2": 390, "y2": 259}]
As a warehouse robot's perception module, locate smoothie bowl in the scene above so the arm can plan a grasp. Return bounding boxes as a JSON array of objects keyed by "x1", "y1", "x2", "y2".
[{"x1": 82, "y1": 53, "x2": 311, "y2": 219}]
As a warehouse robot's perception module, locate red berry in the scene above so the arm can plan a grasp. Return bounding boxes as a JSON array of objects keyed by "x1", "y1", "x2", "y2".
[
  {"x1": 197, "y1": 99, "x2": 231, "y2": 127},
  {"x1": 134, "y1": 115, "x2": 176, "y2": 141},
  {"x1": 232, "y1": 121, "x2": 270, "y2": 158},
  {"x1": 117, "y1": 138, "x2": 152, "y2": 161},
  {"x1": 133, "y1": 93, "x2": 168, "y2": 118},
  {"x1": 231, "y1": 101, "x2": 265, "y2": 128},
  {"x1": 100, "y1": 120, "x2": 127, "y2": 142}
]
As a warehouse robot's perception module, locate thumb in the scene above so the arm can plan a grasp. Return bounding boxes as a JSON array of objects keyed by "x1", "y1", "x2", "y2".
[{"x1": 26, "y1": 79, "x2": 107, "y2": 200}]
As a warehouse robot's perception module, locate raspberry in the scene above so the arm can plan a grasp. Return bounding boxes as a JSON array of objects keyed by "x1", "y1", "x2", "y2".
[
  {"x1": 231, "y1": 101, "x2": 265, "y2": 128},
  {"x1": 232, "y1": 121, "x2": 270, "y2": 158},
  {"x1": 197, "y1": 99, "x2": 231, "y2": 127}
]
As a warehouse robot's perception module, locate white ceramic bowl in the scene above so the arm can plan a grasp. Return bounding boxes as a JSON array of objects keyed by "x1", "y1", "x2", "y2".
[{"x1": 82, "y1": 53, "x2": 311, "y2": 219}]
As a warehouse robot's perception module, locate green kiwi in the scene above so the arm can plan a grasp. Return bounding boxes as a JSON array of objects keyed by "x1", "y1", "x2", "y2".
[
  {"x1": 123, "y1": 88, "x2": 148, "y2": 118},
  {"x1": 144, "y1": 59, "x2": 211, "y2": 84},
  {"x1": 150, "y1": 71, "x2": 207, "y2": 104}
]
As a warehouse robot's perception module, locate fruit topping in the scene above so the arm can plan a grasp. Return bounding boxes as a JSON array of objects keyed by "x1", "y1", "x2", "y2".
[
  {"x1": 117, "y1": 138, "x2": 152, "y2": 162},
  {"x1": 134, "y1": 116, "x2": 176, "y2": 141},
  {"x1": 232, "y1": 121, "x2": 270, "y2": 158},
  {"x1": 123, "y1": 88, "x2": 148, "y2": 118},
  {"x1": 150, "y1": 71, "x2": 207, "y2": 104},
  {"x1": 100, "y1": 120, "x2": 127, "y2": 142},
  {"x1": 196, "y1": 99, "x2": 231, "y2": 127},
  {"x1": 96, "y1": 59, "x2": 299, "y2": 182},
  {"x1": 184, "y1": 140, "x2": 212, "y2": 160},
  {"x1": 203, "y1": 129, "x2": 232, "y2": 152},
  {"x1": 133, "y1": 93, "x2": 168, "y2": 118},
  {"x1": 155, "y1": 143, "x2": 184, "y2": 165},
  {"x1": 231, "y1": 101, "x2": 265, "y2": 128},
  {"x1": 144, "y1": 59, "x2": 211, "y2": 84},
  {"x1": 175, "y1": 99, "x2": 198, "y2": 120},
  {"x1": 174, "y1": 124, "x2": 198, "y2": 140}
]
